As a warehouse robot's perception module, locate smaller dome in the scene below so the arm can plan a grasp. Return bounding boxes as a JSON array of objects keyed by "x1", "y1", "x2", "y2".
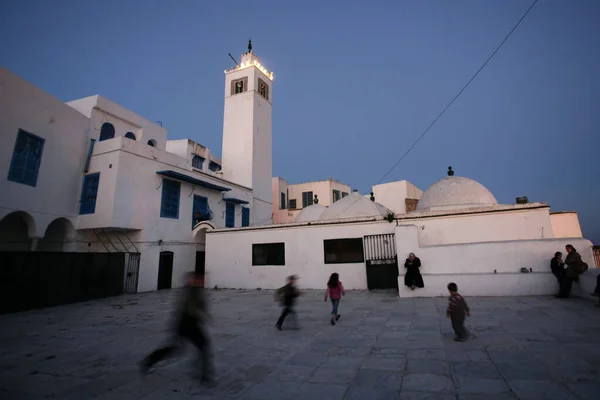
[
  {"x1": 295, "y1": 204, "x2": 327, "y2": 223},
  {"x1": 417, "y1": 175, "x2": 498, "y2": 212},
  {"x1": 319, "y1": 192, "x2": 393, "y2": 221}
]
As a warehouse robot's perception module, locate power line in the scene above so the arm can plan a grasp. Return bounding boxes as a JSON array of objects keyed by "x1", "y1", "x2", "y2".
[{"x1": 325, "y1": 0, "x2": 540, "y2": 221}]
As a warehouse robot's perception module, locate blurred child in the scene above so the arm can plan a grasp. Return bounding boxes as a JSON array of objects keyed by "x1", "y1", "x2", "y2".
[
  {"x1": 275, "y1": 275, "x2": 300, "y2": 331},
  {"x1": 446, "y1": 282, "x2": 470, "y2": 342}
]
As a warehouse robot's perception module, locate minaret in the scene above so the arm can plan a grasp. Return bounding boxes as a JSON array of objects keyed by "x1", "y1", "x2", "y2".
[{"x1": 221, "y1": 41, "x2": 274, "y2": 225}]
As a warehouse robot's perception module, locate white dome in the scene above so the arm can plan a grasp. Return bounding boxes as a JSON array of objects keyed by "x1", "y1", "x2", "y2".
[
  {"x1": 319, "y1": 192, "x2": 393, "y2": 221},
  {"x1": 416, "y1": 175, "x2": 498, "y2": 212},
  {"x1": 294, "y1": 204, "x2": 327, "y2": 223}
]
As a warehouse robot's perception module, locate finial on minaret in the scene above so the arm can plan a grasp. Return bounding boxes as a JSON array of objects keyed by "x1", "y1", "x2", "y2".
[
  {"x1": 313, "y1": 194, "x2": 318, "y2": 205},
  {"x1": 247, "y1": 39, "x2": 252, "y2": 53},
  {"x1": 447, "y1": 166, "x2": 454, "y2": 176}
]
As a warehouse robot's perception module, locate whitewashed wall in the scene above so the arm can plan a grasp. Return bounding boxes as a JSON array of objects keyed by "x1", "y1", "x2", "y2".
[
  {"x1": 395, "y1": 224, "x2": 595, "y2": 298},
  {"x1": 373, "y1": 180, "x2": 423, "y2": 215},
  {"x1": 398, "y1": 208, "x2": 554, "y2": 246},
  {"x1": 550, "y1": 212, "x2": 583, "y2": 238},
  {"x1": 0, "y1": 66, "x2": 89, "y2": 239},
  {"x1": 205, "y1": 221, "x2": 396, "y2": 290}
]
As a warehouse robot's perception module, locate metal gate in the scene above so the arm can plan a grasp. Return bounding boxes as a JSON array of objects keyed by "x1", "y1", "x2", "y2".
[
  {"x1": 364, "y1": 233, "x2": 396, "y2": 261},
  {"x1": 363, "y1": 234, "x2": 398, "y2": 290},
  {"x1": 124, "y1": 253, "x2": 140, "y2": 293}
]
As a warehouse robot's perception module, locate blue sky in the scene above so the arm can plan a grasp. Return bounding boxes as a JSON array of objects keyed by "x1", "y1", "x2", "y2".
[{"x1": 1, "y1": 0, "x2": 598, "y2": 243}]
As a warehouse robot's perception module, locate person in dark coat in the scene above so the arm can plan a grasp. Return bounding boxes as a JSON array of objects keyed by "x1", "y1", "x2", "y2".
[
  {"x1": 558, "y1": 244, "x2": 588, "y2": 299},
  {"x1": 550, "y1": 251, "x2": 565, "y2": 294},
  {"x1": 140, "y1": 272, "x2": 215, "y2": 384},
  {"x1": 404, "y1": 253, "x2": 424, "y2": 290},
  {"x1": 276, "y1": 275, "x2": 300, "y2": 331}
]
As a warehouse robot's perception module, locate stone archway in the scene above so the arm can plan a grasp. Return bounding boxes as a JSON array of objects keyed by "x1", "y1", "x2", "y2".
[
  {"x1": 192, "y1": 222, "x2": 215, "y2": 280},
  {"x1": 38, "y1": 218, "x2": 76, "y2": 252},
  {"x1": 0, "y1": 211, "x2": 36, "y2": 251}
]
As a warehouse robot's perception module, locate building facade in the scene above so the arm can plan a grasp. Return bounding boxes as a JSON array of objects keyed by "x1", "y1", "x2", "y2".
[
  {"x1": 0, "y1": 42, "x2": 274, "y2": 293},
  {"x1": 272, "y1": 177, "x2": 352, "y2": 224}
]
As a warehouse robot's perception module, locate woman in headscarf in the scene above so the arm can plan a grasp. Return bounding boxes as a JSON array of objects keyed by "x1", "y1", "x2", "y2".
[
  {"x1": 558, "y1": 244, "x2": 589, "y2": 298},
  {"x1": 404, "y1": 253, "x2": 424, "y2": 290}
]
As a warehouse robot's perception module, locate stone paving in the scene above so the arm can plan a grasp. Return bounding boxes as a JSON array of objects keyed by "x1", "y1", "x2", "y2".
[{"x1": 0, "y1": 289, "x2": 599, "y2": 400}]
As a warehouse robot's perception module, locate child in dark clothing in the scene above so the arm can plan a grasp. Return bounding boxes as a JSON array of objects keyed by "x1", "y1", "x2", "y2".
[
  {"x1": 446, "y1": 282, "x2": 470, "y2": 342},
  {"x1": 276, "y1": 275, "x2": 300, "y2": 331}
]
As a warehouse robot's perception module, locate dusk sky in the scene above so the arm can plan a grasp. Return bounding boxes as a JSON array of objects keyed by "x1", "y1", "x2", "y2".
[{"x1": 1, "y1": 0, "x2": 598, "y2": 243}]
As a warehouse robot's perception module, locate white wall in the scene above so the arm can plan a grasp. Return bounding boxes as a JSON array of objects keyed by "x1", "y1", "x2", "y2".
[
  {"x1": 206, "y1": 221, "x2": 396, "y2": 290},
  {"x1": 395, "y1": 224, "x2": 595, "y2": 298},
  {"x1": 373, "y1": 180, "x2": 423, "y2": 215},
  {"x1": 0, "y1": 66, "x2": 90, "y2": 238},
  {"x1": 550, "y1": 212, "x2": 583, "y2": 238},
  {"x1": 398, "y1": 208, "x2": 554, "y2": 246}
]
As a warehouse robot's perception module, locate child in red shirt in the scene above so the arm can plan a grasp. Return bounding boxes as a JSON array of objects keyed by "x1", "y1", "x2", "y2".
[{"x1": 324, "y1": 273, "x2": 345, "y2": 326}]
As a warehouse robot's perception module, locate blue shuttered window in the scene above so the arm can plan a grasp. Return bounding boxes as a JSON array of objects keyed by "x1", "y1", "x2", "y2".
[
  {"x1": 192, "y1": 195, "x2": 211, "y2": 228},
  {"x1": 225, "y1": 202, "x2": 235, "y2": 228},
  {"x1": 302, "y1": 191, "x2": 313, "y2": 208},
  {"x1": 8, "y1": 130, "x2": 45, "y2": 187},
  {"x1": 242, "y1": 208, "x2": 250, "y2": 227},
  {"x1": 192, "y1": 155, "x2": 205, "y2": 170},
  {"x1": 79, "y1": 173, "x2": 100, "y2": 215},
  {"x1": 160, "y1": 179, "x2": 181, "y2": 219},
  {"x1": 99, "y1": 123, "x2": 115, "y2": 141}
]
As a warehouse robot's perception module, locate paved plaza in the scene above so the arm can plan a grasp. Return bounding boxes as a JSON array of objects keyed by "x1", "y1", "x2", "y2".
[{"x1": 0, "y1": 289, "x2": 599, "y2": 400}]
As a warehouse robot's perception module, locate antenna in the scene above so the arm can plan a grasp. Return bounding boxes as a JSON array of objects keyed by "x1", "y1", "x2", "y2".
[{"x1": 228, "y1": 53, "x2": 240, "y2": 67}]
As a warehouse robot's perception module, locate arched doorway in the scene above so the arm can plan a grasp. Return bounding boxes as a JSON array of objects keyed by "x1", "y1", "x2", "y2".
[
  {"x1": 38, "y1": 218, "x2": 75, "y2": 252},
  {"x1": 192, "y1": 222, "x2": 215, "y2": 280},
  {"x1": 0, "y1": 211, "x2": 35, "y2": 251}
]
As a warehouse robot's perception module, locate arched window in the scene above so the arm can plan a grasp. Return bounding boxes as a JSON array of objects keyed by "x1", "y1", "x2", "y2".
[
  {"x1": 124, "y1": 132, "x2": 136, "y2": 140},
  {"x1": 147, "y1": 139, "x2": 156, "y2": 147},
  {"x1": 99, "y1": 123, "x2": 115, "y2": 141}
]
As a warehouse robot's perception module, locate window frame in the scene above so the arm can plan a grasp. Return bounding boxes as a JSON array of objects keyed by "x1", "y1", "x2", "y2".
[
  {"x1": 231, "y1": 77, "x2": 248, "y2": 95},
  {"x1": 280, "y1": 192, "x2": 286, "y2": 210},
  {"x1": 99, "y1": 123, "x2": 115, "y2": 141},
  {"x1": 241, "y1": 207, "x2": 250, "y2": 227},
  {"x1": 301, "y1": 191, "x2": 313, "y2": 208},
  {"x1": 160, "y1": 178, "x2": 181, "y2": 219},
  {"x1": 225, "y1": 202, "x2": 235, "y2": 228},
  {"x1": 289, "y1": 199, "x2": 297, "y2": 209},
  {"x1": 79, "y1": 172, "x2": 101, "y2": 215},
  {"x1": 252, "y1": 242, "x2": 285, "y2": 266},
  {"x1": 333, "y1": 189, "x2": 341, "y2": 203},
  {"x1": 192, "y1": 155, "x2": 205, "y2": 170},
  {"x1": 323, "y1": 238, "x2": 365, "y2": 264},
  {"x1": 7, "y1": 129, "x2": 45, "y2": 187},
  {"x1": 258, "y1": 78, "x2": 269, "y2": 100}
]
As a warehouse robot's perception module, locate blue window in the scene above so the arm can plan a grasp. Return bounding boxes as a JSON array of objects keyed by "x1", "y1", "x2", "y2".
[
  {"x1": 160, "y1": 179, "x2": 181, "y2": 219},
  {"x1": 302, "y1": 191, "x2": 313, "y2": 208},
  {"x1": 192, "y1": 155, "x2": 205, "y2": 170},
  {"x1": 79, "y1": 173, "x2": 100, "y2": 215},
  {"x1": 8, "y1": 129, "x2": 45, "y2": 187},
  {"x1": 225, "y1": 202, "x2": 235, "y2": 227},
  {"x1": 99, "y1": 123, "x2": 115, "y2": 141},
  {"x1": 209, "y1": 161, "x2": 221, "y2": 172},
  {"x1": 124, "y1": 132, "x2": 136, "y2": 140},
  {"x1": 280, "y1": 192, "x2": 286, "y2": 210},
  {"x1": 242, "y1": 207, "x2": 250, "y2": 227},
  {"x1": 192, "y1": 195, "x2": 212, "y2": 228}
]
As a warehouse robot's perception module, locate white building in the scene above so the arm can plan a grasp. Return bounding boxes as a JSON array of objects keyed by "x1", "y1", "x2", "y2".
[
  {"x1": 272, "y1": 177, "x2": 352, "y2": 224},
  {"x1": 0, "y1": 41, "x2": 274, "y2": 293},
  {"x1": 206, "y1": 167, "x2": 598, "y2": 298}
]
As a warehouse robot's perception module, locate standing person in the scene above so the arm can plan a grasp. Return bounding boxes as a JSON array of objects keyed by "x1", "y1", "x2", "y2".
[
  {"x1": 276, "y1": 275, "x2": 300, "y2": 331},
  {"x1": 550, "y1": 251, "x2": 565, "y2": 294},
  {"x1": 404, "y1": 253, "x2": 425, "y2": 290},
  {"x1": 324, "y1": 273, "x2": 345, "y2": 326},
  {"x1": 558, "y1": 244, "x2": 589, "y2": 298},
  {"x1": 140, "y1": 272, "x2": 215, "y2": 384},
  {"x1": 446, "y1": 282, "x2": 471, "y2": 342}
]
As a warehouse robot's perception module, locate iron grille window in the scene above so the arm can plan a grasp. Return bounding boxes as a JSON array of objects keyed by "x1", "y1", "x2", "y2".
[
  {"x1": 324, "y1": 238, "x2": 365, "y2": 264},
  {"x1": 160, "y1": 179, "x2": 180, "y2": 219},
  {"x1": 79, "y1": 173, "x2": 100, "y2": 215},
  {"x1": 8, "y1": 129, "x2": 45, "y2": 187},
  {"x1": 192, "y1": 155, "x2": 205, "y2": 170},
  {"x1": 252, "y1": 243, "x2": 285, "y2": 266},
  {"x1": 302, "y1": 191, "x2": 313, "y2": 208},
  {"x1": 242, "y1": 207, "x2": 250, "y2": 227},
  {"x1": 289, "y1": 199, "x2": 297, "y2": 209}
]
